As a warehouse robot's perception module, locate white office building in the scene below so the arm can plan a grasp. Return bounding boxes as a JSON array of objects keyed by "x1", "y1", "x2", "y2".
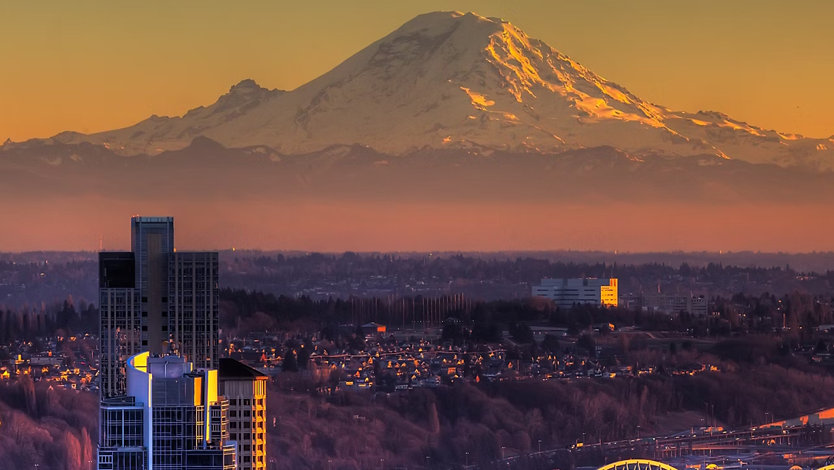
[
  {"x1": 532, "y1": 278, "x2": 619, "y2": 309},
  {"x1": 97, "y1": 352, "x2": 236, "y2": 470}
]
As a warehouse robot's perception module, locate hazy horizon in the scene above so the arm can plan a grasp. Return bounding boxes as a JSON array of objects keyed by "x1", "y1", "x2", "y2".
[{"x1": 3, "y1": 200, "x2": 833, "y2": 253}]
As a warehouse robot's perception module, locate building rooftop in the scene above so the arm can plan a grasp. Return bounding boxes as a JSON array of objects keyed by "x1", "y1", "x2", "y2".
[
  {"x1": 218, "y1": 358, "x2": 267, "y2": 379},
  {"x1": 131, "y1": 216, "x2": 174, "y2": 223}
]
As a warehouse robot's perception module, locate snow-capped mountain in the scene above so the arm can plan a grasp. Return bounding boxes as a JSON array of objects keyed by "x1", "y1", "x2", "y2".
[{"x1": 9, "y1": 11, "x2": 834, "y2": 169}]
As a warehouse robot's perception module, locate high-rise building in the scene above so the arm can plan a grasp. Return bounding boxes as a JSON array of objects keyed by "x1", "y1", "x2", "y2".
[
  {"x1": 97, "y1": 352, "x2": 237, "y2": 470},
  {"x1": 100, "y1": 217, "x2": 219, "y2": 398},
  {"x1": 99, "y1": 252, "x2": 140, "y2": 398},
  {"x1": 169, "y1": 251, "x2": 219, "y2": 370},
  {"x1": 532, "y1": 278, "x2": 619, "y2": 309},
  {"x1": 99, "y1": 216, "x2": 265, "y2": 470},
  {"x1": 218, "y1": 358, "x2": 268, "y2": 470},
  {"x1": 132, "y1": 217, "x2": 174, "y2": 356}
]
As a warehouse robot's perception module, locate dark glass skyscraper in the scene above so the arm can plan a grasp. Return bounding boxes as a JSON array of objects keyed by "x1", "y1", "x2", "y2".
[
  {"x1": 99, "y1": 216, "x2": 219, "y2": 397},
  {"x1": 169, "y1": 251, "x2": 219, "y2": 370},
  {"x1": 99, "y1": 252, "x2": 140, "y2": 398}
]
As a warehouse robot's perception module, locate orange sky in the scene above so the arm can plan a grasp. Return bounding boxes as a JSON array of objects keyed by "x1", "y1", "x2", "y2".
[
  {"x1": 3, "y1": 198, "x2": 834, "y2": 254},
  {"x1": 2, "y1": 0, "x2": 833, "y2": 142}
]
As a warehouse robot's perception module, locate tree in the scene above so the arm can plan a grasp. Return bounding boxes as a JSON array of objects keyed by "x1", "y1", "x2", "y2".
[
  {"x1": 509, "y1": 323, "x2": 534, "y2": 344},
  {"x1": 282, "y1": 348, "x2": 298, "y2": 372},
  {"x1": 576, "y1": 334, "x2": 595, "y2": 356},
  {"x1": 541, "y1": 334, "x2": 561, "y2": 354}
]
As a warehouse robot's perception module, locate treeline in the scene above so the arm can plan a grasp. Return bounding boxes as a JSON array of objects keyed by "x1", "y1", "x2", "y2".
[
  {"x1": 6, "y1": 249, "x2": 834, "y2": 311},
  {"x1": 223, "y1": 251, "x2": 834, "y2": 298},
  {"x1": 220, "y1": 288, "x2": 834, "y2": 343},
  {"x1": 0, "y1": 297, "x2": 97, "y2": 343},
  {"x1": 226, "y1": 252, "x2": 812, "y2": 287},
  {"x1": 0, "y1": 378, "x2": 97, "y2": 470},
  {"x1": 5, "y1": 250, "x2": 834, "y2": 308}
]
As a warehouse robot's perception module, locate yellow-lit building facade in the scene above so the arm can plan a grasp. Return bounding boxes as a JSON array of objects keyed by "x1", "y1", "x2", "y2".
[
  {"x1": 218, "y1": 358, "x2": 268, "y2": 470},
  {"x1": 599, "y1": 278, "x2": 618, "y2": 307}
]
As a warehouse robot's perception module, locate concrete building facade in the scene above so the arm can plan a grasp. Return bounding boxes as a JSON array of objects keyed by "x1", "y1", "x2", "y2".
[{"x1": 643, "y1": 294, "x2": 709, "y2": 316}]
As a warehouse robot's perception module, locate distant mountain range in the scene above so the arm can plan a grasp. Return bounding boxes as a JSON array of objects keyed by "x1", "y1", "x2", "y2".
[
  {"x1": 5, "y1": 11, "x2": 833, "y2": 170},
  {"x1": 2, "y1": 11, "x2": 833, "y2": 252}
]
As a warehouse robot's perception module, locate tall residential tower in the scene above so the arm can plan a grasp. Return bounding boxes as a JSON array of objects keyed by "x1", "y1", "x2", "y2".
[
  {"x1": 98, "y1": 217, "x2": 234, "y2": 470},
  {"x1": 99, "y1": 217, "x2": 219, "y2": 398}
]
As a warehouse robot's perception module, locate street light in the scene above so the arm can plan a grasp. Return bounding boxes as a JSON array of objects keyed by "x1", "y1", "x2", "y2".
[
  {"x1": 465, "y1": 451, "x2": 469, "y2": 466},
  {"x1": 538, "y1": 439, "x2": 542, "y2": 453}
]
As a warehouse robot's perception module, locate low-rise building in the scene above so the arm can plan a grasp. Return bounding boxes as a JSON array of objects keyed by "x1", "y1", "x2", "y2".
[
  {"x1": 532, "y1": 278, "x2": 618, "y2": 309},
  {"x1": 643, "y1": 294, "x2": 709, "y2": 316}
]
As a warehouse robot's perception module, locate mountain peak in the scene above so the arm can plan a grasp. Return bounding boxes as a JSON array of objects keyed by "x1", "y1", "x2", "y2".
[
  {"x1": 387, "y1": 10, "x2": 507, "y2": 47},
  {"x1": 402, "y1": 10, "x2": 497, "y2": 24},
  {"x1": 228, "y1": 78, "x2": 265, "y2": 94},
  {"x1": 34, "y1": 11, "x2": 834, "y2": 170},
  {"x1": 188, "y1": 78, "x2": 281, "y2": 117}
]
